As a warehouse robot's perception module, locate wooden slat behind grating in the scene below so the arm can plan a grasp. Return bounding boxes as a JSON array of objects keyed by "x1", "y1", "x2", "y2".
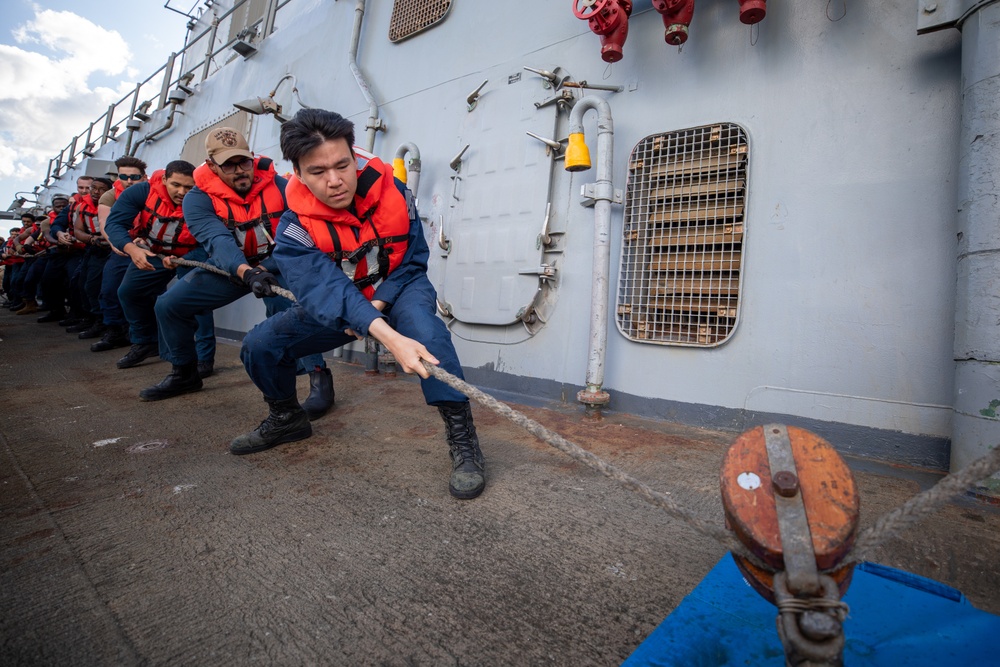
[
  {"x1": 617, "y1": 123, "x2": 748, "y2": 346},
  {"x1": 648, "y1": 251, "x2": 742, "y2": 273},
  {"x1": 649, "y1": 179, "x2": 745, "y2": 200},
  {"x1": 649, "y1": 204, "x2": 744, "y2": 225},
  {"x1": 634, "y1": 223, "x2": 743, "y2": 247}
]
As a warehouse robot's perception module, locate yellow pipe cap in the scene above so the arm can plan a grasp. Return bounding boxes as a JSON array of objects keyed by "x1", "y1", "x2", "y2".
[
  {"x1": 564, "y1": 133, "x2": 592, "y2": 172},
  {"x1": 392, "y1": 157, "x2": 408, "y2": 183}
]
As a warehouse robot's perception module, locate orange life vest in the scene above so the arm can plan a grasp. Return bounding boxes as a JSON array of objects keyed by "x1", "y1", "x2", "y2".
[
  {"x1": 287, "y1": 155, "x2": 410, "y2": 300},
  {"x1": 193, "y1": 157, "x2": 285, "y2": 264},
  {"x1": 33, "y1": 218, "x2": 52, "y2": 252},
  {"x1": 2, "y1": 230, "x2": 25, "y2": 265},
  {"x1": 74, "y1": 195, "x2": 101, "y2": 236},
  {"x1": 58, "y1": 194, "x2": 87, "y2": 250},
  {"x1": 133, "y1": 170, "x2": 198, "y2": 256}
]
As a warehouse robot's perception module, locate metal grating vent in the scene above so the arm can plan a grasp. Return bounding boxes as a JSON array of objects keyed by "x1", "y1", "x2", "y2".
[
  {"x1": 617, "y1": 123, "x2": 748, "y2": 347},
  {"x1": 389, "y1": 0, "x2": 452, "y2": 43}
]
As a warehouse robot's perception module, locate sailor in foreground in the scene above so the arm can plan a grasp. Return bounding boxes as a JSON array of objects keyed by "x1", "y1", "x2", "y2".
[
  {"x1": 145, "y1": 127, "x2": 332, "y2": 413},
  {"x1": 236, "y1": 108, "x2": 486, "y2": 500}
]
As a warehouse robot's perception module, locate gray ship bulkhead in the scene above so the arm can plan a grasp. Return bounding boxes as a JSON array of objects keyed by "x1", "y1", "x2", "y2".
[{"x1": 38, "y1": 0, "x2": 995, "y2": 474}]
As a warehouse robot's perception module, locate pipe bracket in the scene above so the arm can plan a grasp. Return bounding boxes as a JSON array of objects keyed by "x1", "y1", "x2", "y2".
[{"x1": 580, "y1": 182, "x2": 623, "y2": 207}]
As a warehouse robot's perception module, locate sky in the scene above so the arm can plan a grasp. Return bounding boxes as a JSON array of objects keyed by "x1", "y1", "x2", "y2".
[{"x1": 0, "y1": 1, "x2": 192, "y2": 210}]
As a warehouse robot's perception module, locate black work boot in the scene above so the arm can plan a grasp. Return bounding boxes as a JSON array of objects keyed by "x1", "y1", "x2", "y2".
[
  {"x1": 37, "y1": 310, "x2": 67, "y2": 323},
  {"x1": 78, "y1": 321, "x2": 107, "y2": 339},
  {"x1": 301, "y1": 367, "x2": 335, "y2": 421},
  {"x1": 139, "y1": 363, "x2": 203, "y2": 401},
  {"x1": 66, "y1": 318, "x2": 95, "y2": 333},
  {"x1": 438, "y1": 401, "x2": 486, "y2": 499},
  {"x1": 230, "y1": 396, "x2": 312, "y2": 455},
  {"x1": 197, "y1": 360, "x2": 215, "y2": 379},
  {"x1": 116, "y1": 343, "x2": 160, "y2": 369},
  {"x1": 90, "y1": 325, "x2": 130, "y2": 351}
]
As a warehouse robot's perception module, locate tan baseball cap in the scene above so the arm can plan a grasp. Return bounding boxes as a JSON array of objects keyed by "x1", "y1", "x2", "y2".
[{"x1": 205, "y1": 127, "x2": 254, "y2": 164}]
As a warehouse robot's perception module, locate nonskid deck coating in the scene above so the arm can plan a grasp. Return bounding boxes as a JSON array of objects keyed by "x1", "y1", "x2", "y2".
[{"x1": 1, "y1": 311, "x2": 998, "y2": 665}]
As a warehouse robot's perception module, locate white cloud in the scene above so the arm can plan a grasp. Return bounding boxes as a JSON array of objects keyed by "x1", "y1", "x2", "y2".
[{"x1": 0, "y1": 9, "x2": 135, "y2": 184}]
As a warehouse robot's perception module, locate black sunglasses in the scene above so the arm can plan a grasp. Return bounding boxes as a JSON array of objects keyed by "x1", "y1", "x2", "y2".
[
  {"x1": 118, "y1": 173, "x2": 144, "y2": 181},
  {"x1": 214, "y1": 157, "x2": 254, "y2": 175}
]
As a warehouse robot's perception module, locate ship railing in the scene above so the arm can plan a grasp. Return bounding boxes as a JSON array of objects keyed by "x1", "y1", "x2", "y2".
[{"x1": 43, "y1": 0, "x2": 295, "y2": 187}]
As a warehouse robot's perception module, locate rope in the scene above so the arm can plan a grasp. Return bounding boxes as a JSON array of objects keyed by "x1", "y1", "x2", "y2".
[
  {"x1": 421, "y1": 361, "x2": 754, "y2": 559},
  {"x1": 162, "y1": 254, "x2": 1000, "y2": 570},
  {"x1": 166, "y1": 256, "x2": 298, "y2": 302},
  {"x1": 844, "y1": 443, "x2": 1000, "y2": 564}
]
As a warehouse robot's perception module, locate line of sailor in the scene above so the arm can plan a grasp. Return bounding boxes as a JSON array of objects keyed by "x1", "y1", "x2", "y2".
[{"x1": 0, "y1": 114, "x2": 485, "y2": 500}]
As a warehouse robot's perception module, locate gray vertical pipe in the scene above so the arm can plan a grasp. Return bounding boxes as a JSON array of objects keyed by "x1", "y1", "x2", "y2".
[
  {"x1": 567, "y1": 97, "x2": 616, "y2": 413},
  {"x1": 952, "y1": 1, "x2": 1000, "y2": 494},
  {"x1": 349, "y1": 0, "x2": 381, "y2": 152},
  {"x1": 349, "y1": 0, "x2": 382, "y2": 372}
]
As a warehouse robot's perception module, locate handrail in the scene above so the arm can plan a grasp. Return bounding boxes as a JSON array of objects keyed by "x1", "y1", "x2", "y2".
[{"x1": 46, "y1": 0, "x2": 296, "y2": 183}]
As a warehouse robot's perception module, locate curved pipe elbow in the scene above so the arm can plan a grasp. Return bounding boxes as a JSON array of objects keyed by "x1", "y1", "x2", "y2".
[
  {"x1": 568, "y1": 96, "x2": 614, "y2": 137},
  {"x1": 393, "y1": 142, "x2": 421, "y2": 194},
  {"x1": 394, "y1": 142, "x2": 420, "y2": 164},
  {"x1": 566, "y1": 97, "x2": 615, "y2": 175}
]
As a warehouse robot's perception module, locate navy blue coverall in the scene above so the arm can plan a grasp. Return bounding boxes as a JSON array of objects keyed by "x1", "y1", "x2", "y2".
[
  {"x1": 240, "y1": 180, "x2": 468, "y2": 405},
  {"x1": 156, "y1": 176, "x2": 325, "y2": 372},
  {"x1": 105, "y1": 183, "x2": 216, "y2": 361}
]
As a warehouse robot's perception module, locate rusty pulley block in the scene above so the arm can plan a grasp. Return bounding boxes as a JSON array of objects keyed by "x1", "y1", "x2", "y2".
[{"x1": 720, "y1": 425, "x2": 859, "y2": 665}]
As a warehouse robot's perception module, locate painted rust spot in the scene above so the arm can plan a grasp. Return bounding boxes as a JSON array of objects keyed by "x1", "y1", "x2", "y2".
[{"x1": 127, "y1": 440, "x2": 170, "y2": 453}]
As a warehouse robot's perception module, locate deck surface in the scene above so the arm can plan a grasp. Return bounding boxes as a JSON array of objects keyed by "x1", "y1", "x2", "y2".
[{"x1": 2, "y1": 310, "x2": 998, "y2": 665}]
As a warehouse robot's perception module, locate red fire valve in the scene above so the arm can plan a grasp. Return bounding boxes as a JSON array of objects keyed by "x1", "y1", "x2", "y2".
[
  {"x1": 573, "y1": 0, "x2": 634, "y2": 63},
  {"x1": 738, "y1": 0, "x2": 766, "y2": 24},
  {"x1": 652, "y1": 0, "x2": 696, "y2": 47}
]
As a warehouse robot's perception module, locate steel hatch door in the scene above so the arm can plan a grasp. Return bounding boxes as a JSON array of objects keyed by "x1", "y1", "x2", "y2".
[{"x1": 439, "y1": 73, "x2": 555, "y2": 325}]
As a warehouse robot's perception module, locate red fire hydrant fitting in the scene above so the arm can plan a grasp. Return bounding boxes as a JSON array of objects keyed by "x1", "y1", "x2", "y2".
[
  {"x1": 738, "y1": 0, "x2": 766, "y2": 24},
  {"x1": 652, "y1": 0, "x2": 696, "y2": 47},
  {"x1": 573, "y1": 0, "x2": 633, "y2": 63}
]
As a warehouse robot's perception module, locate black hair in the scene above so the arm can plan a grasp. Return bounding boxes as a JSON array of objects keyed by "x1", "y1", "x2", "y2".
[
  {"x1": 164, "y1": 160, "x2": 195, "y2": 178},
  {"x1": 115, "y1": 155, "x2": 148, "y2": 174},
  {"x1": 280, "y1": 108, "x2": 355, "y2": 170},
  {"x1": 92, "y1": 177, "x2": 114, "y2": 189}
]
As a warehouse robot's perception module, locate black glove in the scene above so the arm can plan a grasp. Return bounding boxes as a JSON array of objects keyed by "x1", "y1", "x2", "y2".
[{"x1": 242, "y1": 266, "x2": 279, "y2": 298}]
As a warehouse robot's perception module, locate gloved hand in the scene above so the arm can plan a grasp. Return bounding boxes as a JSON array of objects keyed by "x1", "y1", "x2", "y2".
[{"x1": 242, "y1": 266, "x2": 279, "y2": 298}]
